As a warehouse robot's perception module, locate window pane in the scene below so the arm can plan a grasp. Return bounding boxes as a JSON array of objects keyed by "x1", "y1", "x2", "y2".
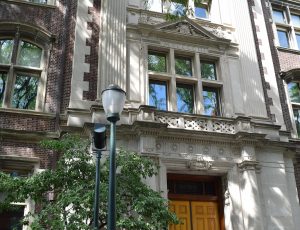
[
  {"x1": 288, "y1": 82, "x2": 300, "y2": 103},
  {"x1": 195, "y1": 5, "x2": 208, "y2": 19},
  {"x1": 277, "y1": 30, "x2": 289, "y2": 48},
  {"x1": 29, "y1": 0, "x2": 48, "y2": 4},
  {"x1": 166, "y1": 0, "x2": 186, "y2": 16},
  {"x1": 293, "y1": 109, "x2": 300, "y2": 137},
  {"x1": 149, "y1": 81, "x2": 167, "y2": 110},
  {"x1": 148, "y1": 52, "x2": 167, "y2": 72},
  {"x1": 12, "y1": 74, "x2": 39, "y2": 110},
  {"x1": 0, "y1": 40, "x2": 13, "y2": 64},
  {"x1": 291, "y1": 14, "x2": 300, "y2": 27},
  {"x1": 175, "y1": 56, "x2": 192, "y2": 76},
  {"x1": 144, "y1": 0, "x2": 163, "y2": 12},
  {"x1": 203, "y1": 87, "x2": 220, "y2": 116},
  {"x1": 17, "y1": 41, "x2": 42, "y2": 68},
  {"x1": 176, "y1": 84, "x2": 194, "y2": 113},
  {"x1": 296, "y1": 34, "x2": 300, "y2": 50},
  {"x1": 201, "y1": 62, "x2": 217, "y2": 80},
  {"x1": 0, "y1": 73, "x2": 7, "y2": 107},
  {"x1": 273, "y1": 9, "x2": 285, "y2": 24}
]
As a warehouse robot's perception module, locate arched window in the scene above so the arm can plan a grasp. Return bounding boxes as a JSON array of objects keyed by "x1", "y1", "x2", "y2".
[{"x1": 0, "y1": 23, "x2": 52, "y2": 111}]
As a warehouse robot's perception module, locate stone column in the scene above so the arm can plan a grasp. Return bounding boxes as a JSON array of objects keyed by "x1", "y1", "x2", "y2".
[
  {"x1": 98, "y1": 0, "x2": 127, "y2": 97},
  {"x1": 238, "y1": 145, "x2": 264, "y2": 230}
]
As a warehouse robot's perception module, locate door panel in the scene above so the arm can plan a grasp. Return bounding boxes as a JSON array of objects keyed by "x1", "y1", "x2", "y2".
[
  {"x1": 191, "y1": 202, "x2": 220, "y2": 230},
  {"x1": 169, "y1": 201, "x2": 191, "y2": 230}
]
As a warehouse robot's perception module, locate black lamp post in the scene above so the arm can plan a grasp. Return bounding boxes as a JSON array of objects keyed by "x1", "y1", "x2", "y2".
[
  {"x1": 101, "y1": 84, "x2": 126, "y2": 230},
  {"x1": 93, "y1": 124, "x2": 106, "y2": 229}
]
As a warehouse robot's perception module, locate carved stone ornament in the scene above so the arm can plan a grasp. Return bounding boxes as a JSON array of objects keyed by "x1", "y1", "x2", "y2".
[
  {"x1": 162, "y1": 22, "x2": 210, "y2": 38},
  {"x1": 187, "y1": 154, "x2": 212, "y2": 171},
  {"x1": 238, "y1": 160, "x2": 261, "y2": 173}
]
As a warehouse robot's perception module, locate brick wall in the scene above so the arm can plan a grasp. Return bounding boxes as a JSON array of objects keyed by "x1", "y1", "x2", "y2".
[
  {"x1": 0, "y1": 1, "x2": 77, "y2": 169},
  {"x1": 0, "y1": 140, "x2": 57, "y2": 169},
  {"x1": 278, "y1": 50, "x2": 300, "y2": 72},
  {"x1": 0, "y1": 0, "x2": 77, "y2": 114}
]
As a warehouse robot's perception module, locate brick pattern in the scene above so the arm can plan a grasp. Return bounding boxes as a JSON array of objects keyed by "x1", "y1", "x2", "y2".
[
  {"x1": 83, "y1": 0, "x2": 101, "y2": 101},
  {"x1": 0, "y1": 112, "x2": 56, "y2": 132},
  {"x1": 0, "y1": 1, "x2": 77, "y2": 169},
  {"x1": 0, "y1": 1, "x2": 77, "y2": 114},
  {"x1": 278, "y1": 50, "x2": 300, "y2": 72},
  {"x1": 0, "y1": 140, "x2": 57, "y2": 169}
]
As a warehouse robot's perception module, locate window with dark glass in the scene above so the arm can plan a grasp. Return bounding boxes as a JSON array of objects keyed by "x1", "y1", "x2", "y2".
[
  {"x1": 149, "y1": 81, "x2": 167, "y2": 110},
  {"x1": 293, "y1": 109, "x2": 300, "y2": 137},
  {"x1": 175, "y1": 56, "x2": 192, "y2": 76},
  {"x1": 176, "y1": 84, "x2": 194, "y2": 113},
  {"x1": 277, "y1": 30, "x2": 289, "y2": 48},
  {"x1": 0, "y1": 72, "x2": 7, "y2": 107},
  {"x1": 167, "y1": 180, "x2": 216, "y2": 196},
  {"x1": 296, "y1": 34, "x2": 300, "y2": 50},
  {"x1": 148, "y1": 52, "x2": 167, "y2": 72},
  {"x1": 203, "y1": 87, "x2": 220, "y2": 116},
  {"x1": 273, "y1": 9, "x2": 286, "y2": 24},
  {"x1": 201, "y1": 62, "x2": 217, "y2": 80},
  {"x1": 288, "y1": 82, "x2": 300, "y2": 103},
  {"x1": 0, "y1": 38, "x2": 43, "y2": 110}
]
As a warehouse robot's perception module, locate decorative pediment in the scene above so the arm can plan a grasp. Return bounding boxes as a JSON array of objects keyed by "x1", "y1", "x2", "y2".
[
  {"x1": 159, "y1": 21, "x2": 211, "y2": 38},
  {"x1": 156, "y1": 18, "x2": 220, "y2": 40}
]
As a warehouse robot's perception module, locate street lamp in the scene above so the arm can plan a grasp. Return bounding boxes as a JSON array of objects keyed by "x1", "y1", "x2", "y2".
[
  {"x1": 101, "y1": 84, "x2": 126, "y2": 230},
  {"x1": 92, "y1": 124, "x2": 106, "y2": 229}
]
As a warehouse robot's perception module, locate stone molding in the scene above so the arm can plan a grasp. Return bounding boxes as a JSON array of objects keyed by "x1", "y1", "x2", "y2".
[{"x1": 238, "y1": 160, "x2": 261, "y2": 173}]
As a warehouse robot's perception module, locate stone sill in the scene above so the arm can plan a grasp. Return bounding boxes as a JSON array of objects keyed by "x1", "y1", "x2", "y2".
[
  {"x1": 277, "y1": 46, "x2": 300, "y2": 55},
  {"x1": 0, "y1": 108, "x2": 56, "y2": 118},
  {"x1": 5, "y1": 0, "x2": 56, "y2": 8}
]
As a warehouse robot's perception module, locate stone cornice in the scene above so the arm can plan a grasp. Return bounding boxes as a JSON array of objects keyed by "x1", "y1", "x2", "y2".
[
  {"x1": 238, "y1": 160, "x2": 261, "y2": 173},
  {"x1": 0, "y1": 108, "x2": 56, "y2": 119}
]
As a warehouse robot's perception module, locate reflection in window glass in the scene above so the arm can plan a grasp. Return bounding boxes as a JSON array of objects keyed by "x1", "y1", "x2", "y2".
[
  {"x1": 203, "y1": 87, "x2": 220, "y2": 116},
  {"x1": 175, "y1": 56, "x2": 192, "y2": 76},
  {"x1": 288, "y1": 82, "x2": 300, "y2": 103},
  {"x1": 296, "y1": 34, "x2": 300, "y2": 50},
  {"x1": 17, "y1": 41, "x2": 42, "y2": 68},
  {"x1": 0, "y1": 40, "x2": 13, "y2": 64},
  {"x1": 195, "y1": 5, "x2": 208, "y2": 19},
  {"x1": 149, "y1": 81, "x2": 167, "y2": 110},
  {"x1": 29, "y1": 0, "x2": 48, "y2": 4},
  {"x1": 0, "y1": 73, "x2": 7, "y2": 107},
  {"x1": 176, "y1": 84, "x2": 194, "y2": 113},
  {"x1": 148, "y1": 52, "x2": 167, "y2": 72},
  {"x1": 277, "y1": 30, "x2": 289, "y2": 48},
  {"x1": 144, "y1": 0, "x2": 163, "y2": 12},
  {"x1": 273, "y1": 9, "x2": 285, "y2": 24},
  {"x1": 201, "y1": 62, "x2": 216, "y2": 80},
  {"x1": 167, "y1": 0, "x2": 186, "y2": 16},
  {"x1": 12, "y1": 74, "x2": 39, "y2": 110},
  {"x1": 291, "y1": 14, "x2": 300, "y2": 27},
  {"x1": 293, "y1": 109, "x2": 300, "y2": 137}
]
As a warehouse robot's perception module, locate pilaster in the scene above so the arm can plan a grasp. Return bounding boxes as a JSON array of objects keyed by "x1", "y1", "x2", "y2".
[
  {"x1": 238, "y1": 146, "x2": 264, "y2": 230},
  {"x1": 98, "y1": 0, "x2": 127, "y2": 96}
]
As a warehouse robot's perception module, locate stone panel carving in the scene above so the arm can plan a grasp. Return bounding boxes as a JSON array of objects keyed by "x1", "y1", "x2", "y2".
[{"x1": 155, "y1": 113, "x2": 236, "y2": 134}]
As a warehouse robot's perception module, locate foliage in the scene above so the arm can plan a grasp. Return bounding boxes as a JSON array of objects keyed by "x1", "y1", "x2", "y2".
[
  {"x1": 0, "y1": 134, "x2": 178, "y2": 229},
  {"x1": 144, "y1": 0, "x2": 205, "y2": 20}
]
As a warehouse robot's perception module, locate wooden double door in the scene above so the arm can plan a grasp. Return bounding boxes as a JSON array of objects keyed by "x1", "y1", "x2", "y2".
[{"x1": 169, "y1": 201, "x2": 220, "y2": 230}]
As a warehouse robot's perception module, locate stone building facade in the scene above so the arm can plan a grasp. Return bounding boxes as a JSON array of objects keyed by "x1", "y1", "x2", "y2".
[{"x1": 1, "y1": 0, "x2": 300, "y2": 230}]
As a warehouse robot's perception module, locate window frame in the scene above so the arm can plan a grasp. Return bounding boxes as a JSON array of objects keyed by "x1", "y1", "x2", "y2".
[
  {"x1": 272, "y1": 5, "x2": 300, "y2": 50},
  {"x1": 149, "y1": 79, "x2": 169, "y2": 111},
  {"x1": 202, "y1": 86, "x2": 221, "y2": 117},
  {"x1": 176, "y1": 83, "x2": 195, "y2": 113},
  {"x1": 147, "y1": 47, "x2": 223, "y2": 116},
  {"x1": 0, "y1": 36, "x2": 48, "y2": 111}
]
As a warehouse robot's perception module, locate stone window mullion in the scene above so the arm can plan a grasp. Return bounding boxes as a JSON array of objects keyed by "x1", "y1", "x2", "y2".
[
  {"x1": 169, "y1": 48, "x2": 177, "y2": 112},
  {"x1": 194, "y1": 53, "x2": 204, "y2": 114}
]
